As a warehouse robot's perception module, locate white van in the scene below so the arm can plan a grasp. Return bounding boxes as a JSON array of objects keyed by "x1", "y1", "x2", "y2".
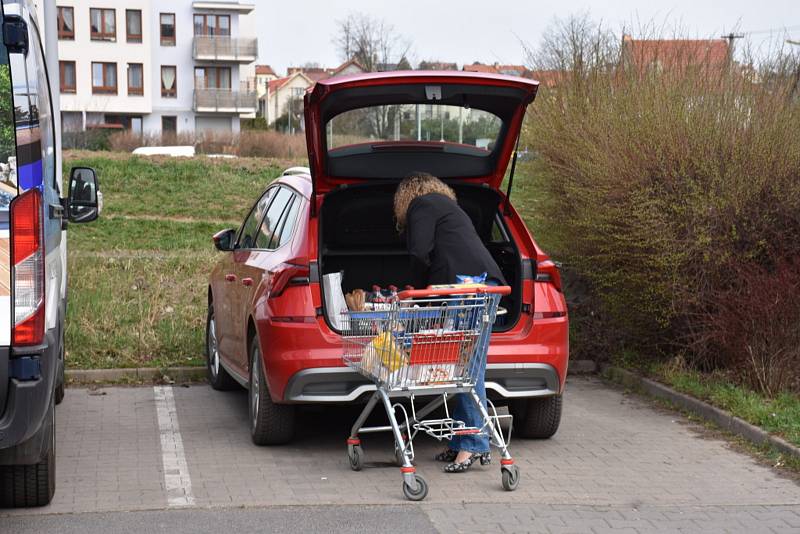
[{"x1": 0, "y1": 0, "x2": 100, "y2": 507}]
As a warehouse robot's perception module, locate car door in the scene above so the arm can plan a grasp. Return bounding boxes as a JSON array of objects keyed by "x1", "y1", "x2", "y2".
[
  {"x1": 246, "y1": 186, "x2": 302, "y2": 293},
  {"x1": 218, "y1": 187, "x2": 276, "y2": 373},
  {"x1": 235, "y1": 186, "x2": 295, "y2": 360}
]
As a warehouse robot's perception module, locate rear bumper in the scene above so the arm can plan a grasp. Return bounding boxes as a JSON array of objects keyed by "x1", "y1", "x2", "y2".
[
  {"x1": 282, "y1": 362, "x2": 560, "y2": 403},
  {"x1": 0, "y1": 330, "x2": 58, "y2": 464}
]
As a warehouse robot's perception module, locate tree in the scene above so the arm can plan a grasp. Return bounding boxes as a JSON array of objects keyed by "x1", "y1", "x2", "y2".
[
  {"x1": 333, "y1": 14, "x2": 412, "y2": 139},
  {"x1": 333, "y1": 13, "x2": 411, "y2": 73}
]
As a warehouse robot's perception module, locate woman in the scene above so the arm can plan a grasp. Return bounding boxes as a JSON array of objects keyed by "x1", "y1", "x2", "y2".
[{"x1": 393, "y1": 172, "x2": 505, "y2": 473}]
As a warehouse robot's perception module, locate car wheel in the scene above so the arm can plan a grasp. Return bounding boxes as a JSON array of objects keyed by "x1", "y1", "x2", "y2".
[
  {"x1": 249, "y1": 338, "x2": 295, "y2": 445},
  {"x1": 0, "y1": 397, "x2": 56, "y2": 507},
  {"x1": 510, "y1": 395, "x2": 563, "y2": 439},
  {"x1": 206, "y1": 304, "x2": 238, "y2": 391}
]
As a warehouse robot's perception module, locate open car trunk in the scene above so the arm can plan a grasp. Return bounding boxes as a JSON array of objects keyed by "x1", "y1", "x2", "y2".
[{"x1": 318, "y1": 183, "x2": 522, "y2": 331}]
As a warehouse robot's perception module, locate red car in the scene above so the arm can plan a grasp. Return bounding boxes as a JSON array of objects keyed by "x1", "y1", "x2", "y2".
[{"x1": 206, "y1": 71, "x2": 568, "y2": 445}]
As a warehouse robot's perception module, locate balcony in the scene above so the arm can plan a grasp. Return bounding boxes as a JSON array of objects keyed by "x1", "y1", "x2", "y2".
[
  {"x1": 194, "y1": 84, "x2": 257, "y2": 114},
  {"x1": 193, "y1": 36, "x2": 258, "y2": 63}
]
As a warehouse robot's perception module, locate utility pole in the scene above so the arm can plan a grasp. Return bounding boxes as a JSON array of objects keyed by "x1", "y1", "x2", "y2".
[{"x1": 720, "y1": 32, "x2": 745, "y2": 64}]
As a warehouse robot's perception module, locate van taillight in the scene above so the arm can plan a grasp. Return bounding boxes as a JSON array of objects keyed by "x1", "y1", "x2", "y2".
[
  {"x1": 535, "y1": 260, "x2": 562, "y2": 291},
  {"x1": 269, "y1": 261, "x2": 310, "y2": 298},
  {"x1": 11, "y1": 189, "x2": 44, "y2": 346}
]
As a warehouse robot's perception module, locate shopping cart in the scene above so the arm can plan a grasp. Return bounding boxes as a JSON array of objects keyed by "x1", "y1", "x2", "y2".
[{"x1": 342, "y1": 286, "x2": 519, "y2": 501}]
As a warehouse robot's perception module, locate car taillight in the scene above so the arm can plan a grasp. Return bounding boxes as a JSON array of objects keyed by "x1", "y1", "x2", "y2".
[
  {"x1": 535, "y1": 259, "x2": 562, "y2": 291},
  {"x1": 11, "y1": 189, "x2": 45, "y2": 346},
  {"x1": 269, "y1": 261, "x2": 310, "y2": 298}
]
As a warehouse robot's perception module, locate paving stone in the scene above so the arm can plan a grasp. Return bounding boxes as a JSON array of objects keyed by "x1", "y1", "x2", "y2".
[{"x1": 1, "y1": 377, "x2": 798, "y2": 533}]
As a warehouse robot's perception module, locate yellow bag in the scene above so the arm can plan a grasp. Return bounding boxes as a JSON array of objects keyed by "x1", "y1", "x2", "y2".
[{"x1": 365, "y1": 332, "x2": 407, "y2": 372}]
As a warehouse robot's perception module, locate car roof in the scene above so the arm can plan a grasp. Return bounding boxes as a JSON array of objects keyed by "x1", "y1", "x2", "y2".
[{"x1": 275, "y1": 171, "x2": 312, "y2": 199}]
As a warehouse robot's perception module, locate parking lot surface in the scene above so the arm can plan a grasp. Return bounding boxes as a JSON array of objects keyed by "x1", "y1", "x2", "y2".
[{"x1": 2, "y1": 377, "x2": 799, "y2": 533}]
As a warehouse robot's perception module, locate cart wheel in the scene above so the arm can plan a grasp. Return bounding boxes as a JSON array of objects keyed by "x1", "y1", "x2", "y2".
[
  {"x1": 347, "y1": 444, "x2": 364, "y2": 471},
  {"x1": 501, "y1": 465, "x2": 520, "y2": 491},
  {"x1": 402, "y1": 474, "x2": 428, "y2": 501}
]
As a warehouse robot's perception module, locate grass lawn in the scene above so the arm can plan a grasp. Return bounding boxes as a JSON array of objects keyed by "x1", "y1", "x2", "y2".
[
  {"x1": 650, "y1": 363, "x2": 800, "y2": 449},
  {"x1": 63, "y1": 151, "x2": 294, "y2": 369}
]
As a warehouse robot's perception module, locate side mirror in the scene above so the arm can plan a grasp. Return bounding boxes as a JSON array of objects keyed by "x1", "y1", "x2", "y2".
[
  {"x1": 212, "y1": 228, "x2": 236, "y2": 251},
  {"x1": 2, "y1": 15, "x2": 29, "y2": 55},
  {"x1": 67, "y1": 167, "x2": 100, "y2": 223}
]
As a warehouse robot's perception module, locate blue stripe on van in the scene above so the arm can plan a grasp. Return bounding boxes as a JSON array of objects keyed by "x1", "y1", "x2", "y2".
[{"x1": 17, "y1": 160, "x2": 42, "y2": 190}]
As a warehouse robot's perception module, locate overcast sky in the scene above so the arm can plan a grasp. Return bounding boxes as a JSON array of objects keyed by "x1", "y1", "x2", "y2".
[{"x1": 255, "y1": 0, "x2": 800, "y2": 75}]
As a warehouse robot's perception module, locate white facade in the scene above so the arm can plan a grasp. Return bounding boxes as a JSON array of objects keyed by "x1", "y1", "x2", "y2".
[
  {"x1": 262, "y1": 72, "x2": 314, "y2": 127},
  {"x1": 56, "y1": 0, "x2": 257, "y2": 135}
]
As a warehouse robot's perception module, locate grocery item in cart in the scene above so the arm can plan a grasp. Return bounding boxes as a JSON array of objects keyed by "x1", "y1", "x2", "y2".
[
  {"x1": 345, "y1": 289, "x2": 366, "y2": 311},
  {"x1": 361, "y1": 331, "x2": 408, "y2": 374}
]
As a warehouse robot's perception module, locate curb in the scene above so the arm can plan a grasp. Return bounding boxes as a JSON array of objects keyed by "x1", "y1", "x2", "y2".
[
  {"x1": 569, "y1": 359, "x2": 597, "y2": 374},
  {"x1": 66, "y1": 366, "x2": 206, "y2": 384},
  {"x1": 601, "y1": 364, "x2": 800, "y2": 461}
]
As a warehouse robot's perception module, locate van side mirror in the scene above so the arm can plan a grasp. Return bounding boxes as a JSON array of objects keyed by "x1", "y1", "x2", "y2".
[
  {"x1": 67, "y1": 167, "x2": 100, "y2": 223},
  {"x1": 2, "y1": 15, "x2": 28, "y2": 55},
  {"x1": 212, "y1": 228, "x2": 236, "y2": 251}
]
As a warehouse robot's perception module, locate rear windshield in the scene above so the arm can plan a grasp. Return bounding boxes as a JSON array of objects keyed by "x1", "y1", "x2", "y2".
[{"x1": 327, "y1": 104, "x2": 502, "y2": 153}]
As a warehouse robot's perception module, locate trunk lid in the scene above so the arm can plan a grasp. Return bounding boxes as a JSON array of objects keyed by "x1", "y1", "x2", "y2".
[{"x1": 304, "y1": 71, "x2": 538, "y2": 195}]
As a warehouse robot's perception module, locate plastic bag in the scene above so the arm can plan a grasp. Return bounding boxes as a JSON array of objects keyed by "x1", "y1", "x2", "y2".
[
  {"x1": 362, "y1": 332, "x2": 408, "y2": 373},
  {"x1": 323, "y1": 272, "x2": 348, "y2": 330}
]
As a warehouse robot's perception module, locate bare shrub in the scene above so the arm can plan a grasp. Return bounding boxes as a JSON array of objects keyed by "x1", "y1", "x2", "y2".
[
  {"x1": 692, "y1": 261, "x2": 800, "y2": 395},
  {"x1": 524, "y1": 16, "x2": 800, "y2": 393},
  {"x1": 108, "y1": 130, "x2": 308, "y2": 160}
]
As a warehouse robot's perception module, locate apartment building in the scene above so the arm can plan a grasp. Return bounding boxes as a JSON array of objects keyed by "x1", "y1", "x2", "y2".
[{"x1": 56, "y1": 0, "x2": 257, "y2": 135}]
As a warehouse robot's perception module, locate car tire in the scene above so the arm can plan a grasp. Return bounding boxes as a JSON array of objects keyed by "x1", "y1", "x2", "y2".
[
  {"x1": 206, "y1": 305, "x2": 238, "y2": 391},
  {"x1": 0, "y1": 397, "x2": 56, "y2": 507},
  {"x1": 510, "y1": 395, "x2": 563, "y2": 439},
  {"x1": 249, "y1": 338, "x2": 295, "y2": 445}
]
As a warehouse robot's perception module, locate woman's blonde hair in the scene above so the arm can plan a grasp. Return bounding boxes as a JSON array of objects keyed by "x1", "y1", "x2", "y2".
[{"x1": 393, "y1": 172, "x2": 456, "y2": 232}]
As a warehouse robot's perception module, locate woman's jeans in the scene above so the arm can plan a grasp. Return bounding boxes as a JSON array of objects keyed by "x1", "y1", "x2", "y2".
[
  {"x1": 448, "y1": 358, "x2": 490, "y2": 453},
  {"x1": 448, "y1": 283, "x2": 498, "y2": 454}
]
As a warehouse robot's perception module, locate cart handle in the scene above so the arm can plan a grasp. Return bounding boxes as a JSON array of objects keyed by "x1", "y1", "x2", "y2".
[{"x1": 397, "y1": 285, "x2": 512, "y2": 300}]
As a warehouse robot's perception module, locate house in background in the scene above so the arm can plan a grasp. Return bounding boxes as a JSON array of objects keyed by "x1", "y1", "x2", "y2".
[
  {"x1": 328, "y1": 59, "x2": 366, "y2": 77},
  {"x1": 258, "y1": 60, "x2": 366, "y2": 126},
  {"x1": 417, "y1": 60, "x2": 458, "y2": 71},
  {"x1": 255, "y1": 64, "x2": 277, "y2": 96},
  {"x1": 463, "y1": 62, "x2": 533, "y2": 78},
  {"x1": 620, "y1": 34, "x2": 731, "y2": 76},
  {"x1": 261, "y1": 71, "x2": 314, "y2": 130},
  {"x1": 56, "y1": 0, "x2": 258, "y2": 135},
  {"x1": 286, "y1": 66, "x2": 333, "y2": 82}
]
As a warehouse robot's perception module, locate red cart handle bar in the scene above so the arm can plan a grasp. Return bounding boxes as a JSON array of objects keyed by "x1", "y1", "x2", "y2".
[{"x1": 397, "y1": 285, "x2": 512, "y2": 300}]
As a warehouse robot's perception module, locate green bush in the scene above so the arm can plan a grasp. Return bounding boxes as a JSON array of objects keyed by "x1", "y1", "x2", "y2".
[{"x1": 523, "y1": 17, "x2": 800, "y2": 394}]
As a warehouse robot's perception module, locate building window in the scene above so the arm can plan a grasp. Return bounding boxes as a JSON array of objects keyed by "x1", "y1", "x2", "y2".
[
  {"x1": 90, "y1": 8, "x2": 116, "y2": 41},
  {"x1": 160, "y1": 13, "x2": 175, "y2": 46},
  {"x1": 162, "y1": 116, "x2": 177, "y2": 134},
  {"x1": 91, "y1": 62, "x2": 117, "y2": 94},
  {"x1": 128, "y1": 63, "x2": 143, "y2": 96},
  {"x1": 194, "y1": 67, "x2": 231, "y2": 89},
  {"x1": 57, "y1": 6, "x2": 74, "y2": 40},
  {"x1": 193, "y1": 14, "x2": 230, "y2": 36},
  {"x1": 161, "y1": 66, "x2": 177, "y2": 98},
  {"x1": 104, "y1": 115, "x2": 143, "y2": 133},
  {"x1": 126, "y1": 9, "x2": 142, "y2": 43},
  {"x1": 60, "y1": 61, "x2": 76, "y2": 93}
]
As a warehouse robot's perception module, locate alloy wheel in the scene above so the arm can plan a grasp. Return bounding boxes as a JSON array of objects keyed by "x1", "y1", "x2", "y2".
[
  {"x1": 250, "y1": 348, "x2": 260, "y2": 428},
  {"x1": 207, "y1": 315, "x2": 219, "y2": 379}
]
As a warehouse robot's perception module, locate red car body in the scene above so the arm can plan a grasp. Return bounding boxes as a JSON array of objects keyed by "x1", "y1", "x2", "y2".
[{"x1": 207, "y1": 71, "x2": 568, "y2": 443}]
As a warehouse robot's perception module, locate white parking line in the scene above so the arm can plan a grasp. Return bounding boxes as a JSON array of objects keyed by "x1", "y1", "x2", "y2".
[{"x1": 154, "y1": 385, "x2": 196, "y2": 507}]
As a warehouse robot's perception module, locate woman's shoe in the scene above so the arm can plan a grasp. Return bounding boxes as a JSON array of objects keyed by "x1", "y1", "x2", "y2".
[
  {"x1": 434, "y1": 448, "x2": 458, "y2": 462},
  {"x1": 444, "y1": 452, "x2": 486, "y2": 473},
  {"x1": 479, "y1": 452, "x2": 492, "y2": 465}
]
